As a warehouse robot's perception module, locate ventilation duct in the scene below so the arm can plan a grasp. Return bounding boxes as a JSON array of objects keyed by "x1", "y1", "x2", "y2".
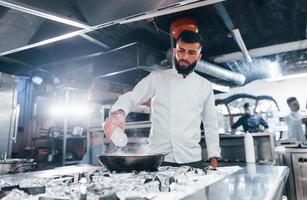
[
  {"x1": 165, "y1": 49, "x2": 246, "y2": 85},
  {"x1": 195, "y1": 60, "x2": 246, "y2": 85}
]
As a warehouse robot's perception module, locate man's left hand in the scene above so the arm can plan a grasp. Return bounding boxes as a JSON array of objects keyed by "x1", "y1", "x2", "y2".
[{"x1": 210, "y1": 157, "x2": 218, "y2": 169}]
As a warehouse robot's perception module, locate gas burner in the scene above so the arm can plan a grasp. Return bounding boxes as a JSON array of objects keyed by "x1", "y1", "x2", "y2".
[{"x1": 0, "y1": 166, "x2": 240, "y2": 200}]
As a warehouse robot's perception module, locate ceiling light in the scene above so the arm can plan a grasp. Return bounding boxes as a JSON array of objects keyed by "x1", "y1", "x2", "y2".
[
  {"x1": 32, "y1": 76, "x2": 43, "y2": 85},
  {"x1": 268, "y1": 61, "x2": 281, "y2": 79}
]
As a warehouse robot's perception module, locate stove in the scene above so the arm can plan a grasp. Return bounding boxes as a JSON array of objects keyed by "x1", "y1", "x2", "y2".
[{"x1": 0, "y1": 165, "x2": 240, "y2": 200}]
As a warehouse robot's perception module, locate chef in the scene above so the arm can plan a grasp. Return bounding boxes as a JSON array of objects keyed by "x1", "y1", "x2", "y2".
[
  {"x1": 285, "y1": 97, "x2": 305, "y2": 141},
  {"x1": 104, "y1": 30, "x2": 221, "y2": 169},
  {"x1": 231, "y1": 102, "x2": 269, "y2": 133}
]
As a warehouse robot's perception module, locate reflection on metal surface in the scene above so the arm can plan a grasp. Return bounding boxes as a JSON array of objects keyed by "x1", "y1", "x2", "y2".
[
  {"x1": 183, "y1": 166, "x2": 289, "y2": 200},
  {"x1": 0, "y1": 165, "x2": 240, "y2": 199},
  {"x1": 79, "y1": 34, "x2": 109, "y2": 49}
]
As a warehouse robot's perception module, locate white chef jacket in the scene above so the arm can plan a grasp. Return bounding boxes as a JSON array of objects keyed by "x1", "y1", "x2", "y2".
[
  {"x1": 111, "y1": 68, "x2": 221, "y2": 163},
  {"x1": 285, "y1": 112, "x2": 305, "y2": 141}
]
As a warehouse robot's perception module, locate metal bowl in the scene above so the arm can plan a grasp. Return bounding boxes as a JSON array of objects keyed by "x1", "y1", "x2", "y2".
[{"x1": 98, "y1": 153, "x2": 166, "y2": 172}]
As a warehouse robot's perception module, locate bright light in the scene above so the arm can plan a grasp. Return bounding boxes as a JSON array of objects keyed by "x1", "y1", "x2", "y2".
[
  {"x1": 266, "y1": 72, "x2": 307, "y2": 82},
  {"x1": 212, "y1": 83, "x2": 230, "y2": 93},
  {"x1": 268, "y1": 61, "x2": 281, "y2": 79},
  {"x1": 32, "y1": 76, "x2": 43, "y2": 85},
  {"x1": 50, "y1": 103, "x2": 89, "y2": 118}
]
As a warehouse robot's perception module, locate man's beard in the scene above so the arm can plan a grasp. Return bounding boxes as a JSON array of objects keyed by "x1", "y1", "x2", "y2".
[{"x1": 174, "y1": 58, "x2": 197, "y2": 77}]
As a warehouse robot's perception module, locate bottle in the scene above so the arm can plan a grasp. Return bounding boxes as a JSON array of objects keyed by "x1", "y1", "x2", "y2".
[
  {"x1": 111, "y1": 127, "x2": 128, "y2": 147},
  {"x1": 244, "y1": 132, "x2": 256, "y2": 163}
]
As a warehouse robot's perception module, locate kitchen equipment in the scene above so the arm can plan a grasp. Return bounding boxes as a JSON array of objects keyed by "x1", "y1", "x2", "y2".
[
  {"x1": 98, "y1": 153, "x2": 166, "y2": 172},
  {"x1": 72, "y1": 126, "x2": 83, "y2": 136},
  {"x1": 276, "y1": 139, "x2": 300, "y2": 148},
  {"x1": 278, "y1": 148, "x2": 307, "y2": 200},
  {"x1": 0, "y1": 72, "x2": 19, "y2": 158},
  {"x1": 292, "y1": 153, "x2": 307, "y2": 199},
  {"x1": 0, "y1": 158, "x2": 36, "y2": 174},
  {"x1": 300, "y1": 140, "x2": 307, "y2": 148},
  {"x1": 201, "y1": 133, "x2": 275, "y2": 165}
]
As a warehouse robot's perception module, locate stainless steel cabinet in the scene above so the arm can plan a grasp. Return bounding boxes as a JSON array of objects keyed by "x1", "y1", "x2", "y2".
[
  {"x1": 0, "y1": 72, "x2": 19, "y2": 158},
  {"x1": 277, "y1": 148, "x2": 307, "y2": 200},
  {"x1": 292, "y1": 153, "x2": 307, "y2": 199}
]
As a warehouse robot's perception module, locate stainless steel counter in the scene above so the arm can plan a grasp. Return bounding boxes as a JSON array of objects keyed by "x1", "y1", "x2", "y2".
[
  {"x1": 0, "y1": 165, "x2": 103, "y2": 183},
  {"x1": 183, "y1": 165, "x2": 289, "y2": 200},
  {"x1": 0, "y1": 165, "x2": 289, "y2": 200}
]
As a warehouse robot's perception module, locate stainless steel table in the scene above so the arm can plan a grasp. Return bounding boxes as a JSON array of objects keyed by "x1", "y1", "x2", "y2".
[
  {"x1": 183, "y1": 165, "x2": 289, "y2": 200},
  {"x1": 0, "y1": 164, "x2": 103, "y2": 183},
  {"x1": 0, "y1": 165, "x2": 289, "y2": 200}
]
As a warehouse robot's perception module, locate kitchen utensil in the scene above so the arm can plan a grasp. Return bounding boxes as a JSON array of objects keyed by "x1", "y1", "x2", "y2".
[{"x1": 98, "y1": 153, "x2": 166, "y2": 172}]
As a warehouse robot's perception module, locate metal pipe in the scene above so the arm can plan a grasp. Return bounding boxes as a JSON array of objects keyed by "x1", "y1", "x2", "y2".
[
  {"x1": 232, "y1": 29, "x2": 252, "y2": 63},
  {"x1": 213, "y1": 4, "x2": 251, "y2": 63},
  {"x1": 165, "y1": 48, "x2": 245, "y2": 85},
  {"x1": 195, "y1": 60, "x2": 246, "y2": 85}
]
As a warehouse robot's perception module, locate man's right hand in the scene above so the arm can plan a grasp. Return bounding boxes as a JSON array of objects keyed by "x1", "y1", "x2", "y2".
[{"x1": 103, "y1": 110, "x2": 126, "y2": 139}]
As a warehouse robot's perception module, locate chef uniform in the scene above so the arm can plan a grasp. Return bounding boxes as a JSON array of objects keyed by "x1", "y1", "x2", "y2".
[
  {"x1": 111, "y1": 68, "x2": 221, "y2": 164},
  {"x1": 286, "y1": 111, "x2": 305, "y2": 141}
]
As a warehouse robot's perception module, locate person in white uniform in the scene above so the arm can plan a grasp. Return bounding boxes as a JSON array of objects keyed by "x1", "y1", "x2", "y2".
[
  {"x1": 285, "y1": 97, "x2": 305, "y2": 141},
  {"x1": 104, "y1": 30, "x2": 221, "y2": 168}
]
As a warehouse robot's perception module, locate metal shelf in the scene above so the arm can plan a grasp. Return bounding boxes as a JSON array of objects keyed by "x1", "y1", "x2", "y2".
[
  {"x1": 61, "y1": 87, "x2": 90, "y2": 166},
  {"x1": 125, "y1": 121, "x2": 151, "y2": 129}
]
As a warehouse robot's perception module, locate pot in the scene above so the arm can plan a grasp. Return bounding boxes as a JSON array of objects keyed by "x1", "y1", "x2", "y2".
[
  {"x1": 0, "y1": 159, "x2": 36, "y2": 174},
  {"x1": 98, "y1": 153, "x2": 166, "y2": 172}
]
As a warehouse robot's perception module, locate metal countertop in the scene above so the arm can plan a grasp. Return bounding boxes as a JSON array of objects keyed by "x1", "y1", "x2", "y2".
[
  {"x1": 183, "y1": 165, "x2": 289, "y2": 200},
  {"x1": 0, "y1": 165, "x2": 289, "y2": 200}
]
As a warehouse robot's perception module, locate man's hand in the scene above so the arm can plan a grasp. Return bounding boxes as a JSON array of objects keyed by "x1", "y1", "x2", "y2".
[
  {"x1": 210, "y1": 157, "x2": 218, "y2": 169},
  {"x1": 103, "y1": 110, "x2": 126, "y2": 139}
]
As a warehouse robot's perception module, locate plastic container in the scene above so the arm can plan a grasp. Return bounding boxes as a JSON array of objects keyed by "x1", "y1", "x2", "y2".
[
  {"x1": 111, "y1": 127, "x2": 128, "y2": 147},
  {"x1": 244, "y1": 132, "x2": 256, "y2": 163}
]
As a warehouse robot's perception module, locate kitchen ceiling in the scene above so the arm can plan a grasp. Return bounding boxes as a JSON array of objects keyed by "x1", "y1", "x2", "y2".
[{"x1": 0, "y1": 0, "x2": 306, "y2": 87}]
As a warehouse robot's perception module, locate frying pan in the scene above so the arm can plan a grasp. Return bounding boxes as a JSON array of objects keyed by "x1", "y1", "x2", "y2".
[{"x1": 98, "y1": 153, "x2": 167, "y2": 172}]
